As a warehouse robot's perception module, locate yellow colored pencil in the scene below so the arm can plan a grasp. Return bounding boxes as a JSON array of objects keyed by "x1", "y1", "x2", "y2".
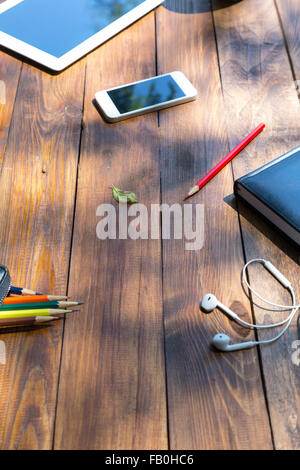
[{"x1": 0, "y1": 309, "x2": 72, "y2": 319}]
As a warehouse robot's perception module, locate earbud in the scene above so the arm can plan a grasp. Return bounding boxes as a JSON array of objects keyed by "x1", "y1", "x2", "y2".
[
  {"x1": 212, "y1": 333, "x2": 230, "y2": 350},
  {"x1": 200, "y1": 294, "x2": 238, "y2": 320},
  {"x1": 200, "y1": 294, "x2": 218, "y2": 312},
  {"x1": 212, "y1": 334, "x2": 256, "y2": 352}
]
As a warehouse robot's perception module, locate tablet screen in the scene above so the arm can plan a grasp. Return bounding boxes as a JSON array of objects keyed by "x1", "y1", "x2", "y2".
[{"x1": 0, "y1": 0, "x2": 144, "y2": 58}]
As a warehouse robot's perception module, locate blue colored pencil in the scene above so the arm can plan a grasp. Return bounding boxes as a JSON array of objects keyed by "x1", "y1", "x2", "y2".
[{"x1": 10, "y1": 286, "x2": 43, "y2": 296}]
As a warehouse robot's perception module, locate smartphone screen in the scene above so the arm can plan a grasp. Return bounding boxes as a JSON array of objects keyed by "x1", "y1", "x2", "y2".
[{"x1": 107, "y1": 75, "x2": 186, "y2": 114}]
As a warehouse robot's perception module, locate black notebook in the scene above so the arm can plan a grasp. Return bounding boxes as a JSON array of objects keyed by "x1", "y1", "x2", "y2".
[{"x1": 234, "y1": 146, "x2": 300, "y2": 247}]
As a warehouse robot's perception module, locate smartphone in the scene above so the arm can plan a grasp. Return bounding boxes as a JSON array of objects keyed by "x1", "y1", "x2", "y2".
[{"x1": 94, "y1": 71, "x2": 197, "y2": 122}]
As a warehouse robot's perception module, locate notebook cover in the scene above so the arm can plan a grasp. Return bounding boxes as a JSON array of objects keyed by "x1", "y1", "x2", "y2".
[{"x1": 234, "y1": 146, "x2": 300, "y2": 244}]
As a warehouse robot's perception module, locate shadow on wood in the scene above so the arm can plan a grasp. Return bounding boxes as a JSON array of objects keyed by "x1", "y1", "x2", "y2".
[
  {"x1": 224, "y1": 193, "x2": 300, "y2": 266},
  {"x1": 164, "y1": 0, "x2": 243, "y2": 14}
]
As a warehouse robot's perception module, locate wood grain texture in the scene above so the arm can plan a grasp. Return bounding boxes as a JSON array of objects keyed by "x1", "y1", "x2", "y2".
[
  {"x1": 0, "y1": 59, "x2": 85, "y2": 449},
  {"x1": 1, "y1": 0, "x2": 299, "y2": 450},
  {"x1": 54, "y1": 13, "x2": 168, "y2": 450},
  {"x1": 213, "y1": 0, "x2": 300, "y2": 450},
  {"x1": 276, "y1": 0, "x2": 300, "y2": 80},
  {"x1": 0, "y1": 54, "x2": 21, "y2": 160},
  {"x1": 156, "y1": 0, "x2": 272, "y2": 449}
]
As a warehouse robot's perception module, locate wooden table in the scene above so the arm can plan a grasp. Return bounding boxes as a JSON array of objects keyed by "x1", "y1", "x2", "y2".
[{"x1": 0, "y1": 0, "x2": 299, "y2": 450}]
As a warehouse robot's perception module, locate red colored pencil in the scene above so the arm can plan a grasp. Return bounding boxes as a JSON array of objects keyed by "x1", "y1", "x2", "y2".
[{"x1": 184, "y1": 123, "x2": 266, "y2": 199}]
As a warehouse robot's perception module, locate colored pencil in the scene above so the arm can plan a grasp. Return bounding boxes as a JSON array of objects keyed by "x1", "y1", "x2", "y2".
[
  {"x1": 3, "y1": 295, "x2": 67, "y2": 305},
  {"x1": 0, "y1": 316, "x2": 58, "y2": 327},
  {"x1": 0, "y1": 301, "x2": 83, "y2": 310},
  {"x1": 9, "y1": 286, "x2": 42, "y2": 296},
  {"x1": 0, "y1": 309, "x2": 72, "y2": 319},
  {"x1": 184, "y1": 123, "x2": 266, "y2": 199}
]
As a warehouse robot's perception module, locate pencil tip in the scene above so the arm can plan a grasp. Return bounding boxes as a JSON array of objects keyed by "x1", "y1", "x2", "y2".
[
  {"x1": 49, "y1": 309, "x2": 73, "y2": 314},
  {"x1": 185, "y1": 185, "x2": 200, "y2": 199},
  {"x1": 61, "y1": 301, "x2": 83, "y2": 306},
  {"x1": 49, "y1": 295, "x2": 68, "y2": 301},
  {"x1": 36, "y1": 316, "x2": 58, "y2": 323}
]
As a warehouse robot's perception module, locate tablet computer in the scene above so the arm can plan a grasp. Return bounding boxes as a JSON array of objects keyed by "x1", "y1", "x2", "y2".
[{"x1": 0, "y1": 0, "x2": 164, "y2": 72}]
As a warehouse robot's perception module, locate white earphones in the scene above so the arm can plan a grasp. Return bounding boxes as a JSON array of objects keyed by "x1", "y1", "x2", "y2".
[
  {"x1": 201, "y1": 258, "x2": 299, "y2": 352},
  {"x1": 212, "y1": 334, "x2": 256, "y2": 352}
]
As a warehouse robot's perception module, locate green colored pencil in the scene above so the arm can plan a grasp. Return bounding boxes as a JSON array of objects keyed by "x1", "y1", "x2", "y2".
[{"x1": 0, "y1": 301, "x2": 82, "y2": 311}]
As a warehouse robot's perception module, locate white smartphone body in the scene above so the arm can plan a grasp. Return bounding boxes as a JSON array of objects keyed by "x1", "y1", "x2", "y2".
[{"x1": 94, "y1": 71, "x2": 198, "y2": 122}]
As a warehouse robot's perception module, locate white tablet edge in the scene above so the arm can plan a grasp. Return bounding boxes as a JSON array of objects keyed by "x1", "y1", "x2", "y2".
[
  {"x1": 0, "y1": 0, "x2": 25, "y2": 14},
  {"x1": 0, "y1": 0, "x2": 164, "y2": 72}
]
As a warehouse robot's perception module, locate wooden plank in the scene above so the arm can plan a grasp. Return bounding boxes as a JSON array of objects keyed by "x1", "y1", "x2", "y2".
[
  {"x1": 54, "y1": 13, "x2": 168, "y2": 450},
  {"x1": 0, "y1": 59, "x2": 85, "y2": 448},
  {"x1": 0, "y1": 0, "x2": 22, "y2": 159},
  {"x1": 156, "y1": 1, "x2": 272, "y2": 449},
  {"x1": 0, "y1": 54, "x2": 21, "y2": 160},
  {"x1": 276, "y1": 0, "x2": 300, "y2": 80},
  {"x1": 0, "y1": 0, "x2": 21, "y2": 163},
  {"x1": 213, "y1": 0, "x2": 300, "y2": 450}
]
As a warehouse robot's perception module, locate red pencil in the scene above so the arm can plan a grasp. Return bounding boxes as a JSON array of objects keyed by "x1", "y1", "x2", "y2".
[{"x1": 184, "y1": 123, "x2": 266, "y2": 200}]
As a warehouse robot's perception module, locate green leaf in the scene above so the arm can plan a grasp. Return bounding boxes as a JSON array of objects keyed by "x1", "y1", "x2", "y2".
[{"x1": 111, "y1": 184, "x2": 138, "y2": 204}]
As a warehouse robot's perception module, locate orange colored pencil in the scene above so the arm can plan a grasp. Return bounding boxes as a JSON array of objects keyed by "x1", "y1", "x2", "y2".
[{"x1": 3, "y1": 295, "x2": 67, "y2": 305}]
